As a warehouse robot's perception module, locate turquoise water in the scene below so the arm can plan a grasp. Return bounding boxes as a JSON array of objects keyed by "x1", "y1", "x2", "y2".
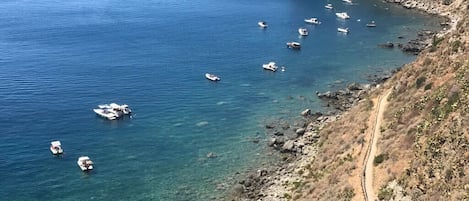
[{"x1": 0, "y1": 0, "x2": 441, "y2": 200}]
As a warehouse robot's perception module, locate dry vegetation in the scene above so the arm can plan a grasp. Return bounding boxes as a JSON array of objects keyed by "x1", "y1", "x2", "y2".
[{"x1": 290, "y1": 1, "x2": 469, "y2": 201}]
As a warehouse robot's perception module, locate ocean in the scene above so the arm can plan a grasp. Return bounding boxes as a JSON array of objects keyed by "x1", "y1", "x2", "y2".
[{"x1": 0, "y1": 0, "x2": 441, "y2": 200}]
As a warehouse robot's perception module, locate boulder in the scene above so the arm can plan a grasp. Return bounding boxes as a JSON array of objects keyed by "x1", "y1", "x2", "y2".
[
  {"x1": 295, "y1": 128, "x2": 306, "y2": 135},
  {"x1": 282, "y1": 140, "x2": 295, "y2": 152},
  {"x1": 301, "y1": 109, "x2": 311, "y2": 116}
]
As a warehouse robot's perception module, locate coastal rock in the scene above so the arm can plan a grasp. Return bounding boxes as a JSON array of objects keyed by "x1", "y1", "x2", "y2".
[
  {"x1": 265, "y1": 123, "x2": 275, "y2": 129},
  {"x1": 378, "y1": 42, "x2": 395, "y2": 48},
  {"x1": 301, "y1": 109, "x2": 311, "y2": 116},
  {"x1": 268, "y1": 138, "x2": 276, "y2": 147},
  {"x1": 206, "y1": 152, "x2": 217, "y2": 158},
  {"x1": 282, "y1": 140, "x2": 295, "y2": 152},
  {"x1": 295, "y1": 128, "x2": 305, "y2": 135}
]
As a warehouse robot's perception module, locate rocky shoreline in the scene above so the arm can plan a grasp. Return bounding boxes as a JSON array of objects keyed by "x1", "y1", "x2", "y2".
[
  {"x1": 227, "y1": 1, "x2": 459, "y2": 200},
  {"x1": 227, "y1": 81, "x2": 378, "y2": 200}
]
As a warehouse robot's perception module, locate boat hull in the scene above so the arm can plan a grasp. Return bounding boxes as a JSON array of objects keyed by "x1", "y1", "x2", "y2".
[{"x1": 50, "y1": 147, "x2": 63, "y2": 155}]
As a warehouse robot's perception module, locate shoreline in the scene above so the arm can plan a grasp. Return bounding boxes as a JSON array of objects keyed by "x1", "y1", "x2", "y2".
[{"x1": 227, "y1": 0, "x2": 463, "y2": 200}]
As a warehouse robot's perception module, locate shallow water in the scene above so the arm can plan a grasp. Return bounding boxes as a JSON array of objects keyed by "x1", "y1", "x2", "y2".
[{"x1": 0, "y1": 0, "x2": 441, "y2": 200}]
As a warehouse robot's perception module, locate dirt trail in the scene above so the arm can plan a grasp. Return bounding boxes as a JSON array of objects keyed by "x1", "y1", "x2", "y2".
[{"x1": 362, "y1": 90, "x2": 391, "y2": 201}]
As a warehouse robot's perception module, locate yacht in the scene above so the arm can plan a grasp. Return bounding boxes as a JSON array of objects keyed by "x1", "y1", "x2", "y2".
[
  {"x1": 336, "y1": 12, "x2": 350, "y2": 19},
  {"x1": 298, "y1": 28, "x2": 308, "y2": 36},
  {"x1": 50, "y1": 141, "x2": 63, "y2": 155},
  {"x1": 262, "y1": 62, "x2": 278, "y2": 72},
  {"x1": 77, "y1": 156, "x2": 94, "y2": 171},
  {"x1": 337, "y1": 27, "x2": 349, "y2": 34},
  {"x1": 325, "y1": 3, "x2": 333, "y2": 9},
  {"x1": 258, "y1": 21, "x2": 268, "y2": 28},
  {"x1": 286, "y1": 42, "x2": 301, "y2": 49},
  {"x1": 304, "y1": 18, "x2": 321, "y2": 25},
  {"x1": 366, "y1": 21, "x2": 377, "y2": 27},
  {"x1": 205, "y1": 73, "x2": 221, "y2": 81},
  {"x1": 343, "y1": 0, "x2": 353, "y2": 4}
]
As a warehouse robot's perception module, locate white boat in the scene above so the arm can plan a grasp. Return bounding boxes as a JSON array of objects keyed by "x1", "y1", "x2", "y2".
[
  {"x1": 77, "y1": 156, "x2": 94, "y2": 171},
  {"x1": 336, "y1": 12, "x2": 350, "y2": 19},
  {"x1": 325, "y1": 3, "x2": 333, "y2": 9},
  {"x1": 93, "y1": 108, "x2": 121, "y2": 120},
  {"x1": 258, "y1": 21, "x2": 268, "y2": 28},
  {"x1": 286, "y1": 42, "x2": 301, "y2": 49},
  {"x1": 343, "y1": 0, "x2": 352, "y2": 4},
  {"x1": 337, "y1": 27, "x2": 349, "y2": 33},
  {"x1": 95, "y1": 103, "x2": 132, "y2": 120},
  {"x1": 366, "y1": 21, "x2": 377, "y2": 27},
  {"x1": 262, "y1": 62, "x2": 278, "y2": 72},
  {"x1": 298, "y1": 28, "x2": 308, "y2": 36},
  {"x1": 205, "y1": 73, "x2": 221, "y2": 81},
  {"x1": 304, "y1": 18, "x2": 321, "y2": 25},
  {"x1": 50, "y1": 141, "x2": 63, "y2": 155},
  {"x1": 99, "y1": 103, "x2": 131, "y2": 115}
]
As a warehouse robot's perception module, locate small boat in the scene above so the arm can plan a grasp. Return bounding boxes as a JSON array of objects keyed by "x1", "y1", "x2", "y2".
[
  {"x1": 205, "y1": 73, "x2": 221, "y2": 81},
  {"x1": 343, "y1": 0, "x2": 352, "y2": 4},
  {"x1": 93, "y1": 108, "x2": 120, "y2": 120},
  {"x1": 298, "y1": 28, "x2": 308, "y2": 36},
  {"x1": 258, "y1": 21, "x2": 268, "y2": 28},
  {"x1": 337, "y1": 27, "x2": 349, "y2": 34},
  {"x1": 50, "y1": 141, "x2": 63, "y2": 155},
  {"x1": 77, "y1": 156, "x2": 94, "y2": 171},
  {"x1": 325, "y1": 3, "x2": 333, "y2": 9},
  {"x1": 366, "y1": 21, "x2": 377, "y2": 27},
  {"x1": 94, "y1": 103, "x2": 132, "y2": 120},
  {"x1": 304, "y1": 18, "x2": 321, "y2": 25},
  {"x1": 336, "y1": 12, "x2": 350, "y2": 19},
  {"x1": 262, "y1": 62, "x2": 278, "y2": 72},
  {"x1": 286, "y1": 42, "x2": 301, "y2": 49}
]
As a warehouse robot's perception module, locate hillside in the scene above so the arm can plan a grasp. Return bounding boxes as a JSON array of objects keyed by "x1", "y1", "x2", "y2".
[{"x1": 287, "y1": 0, "x2": 469, "y2": 201}]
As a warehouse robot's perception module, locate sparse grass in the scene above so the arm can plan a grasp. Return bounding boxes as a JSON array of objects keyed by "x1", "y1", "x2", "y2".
[{"x1": 337, "y1": 187, "x2": 355, "y2": 201}]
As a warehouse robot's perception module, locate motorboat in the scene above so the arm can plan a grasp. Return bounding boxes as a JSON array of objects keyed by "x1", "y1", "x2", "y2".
[
  {"x1": 281, "y1": 66, "x2": 286, "y2": 72},
  {"x1": 258, "y1": 21, "x2": 268, "y2": 28},
  {"x1": 343, "y1": 0, "x2": 353, "y2": 4},
  {"x1": 325, "y1": 4, "x2": 333, "y2": 9},
  {"x1": 366, "y1": 21, "x2": 377, "y2": 27},
  {"x1": 77, "y1": 156, "x2": 94, "y2": 171},
  {"x1": 93, "y1": 108, "x2": 120, "y2": 120},
  {"x1": 205, "y1": 73, "x2": 221, "y2": 81},
  {"x1": 286, "y1": 42, "x2": 301, "y2": 49},
  {"x1": 337, "y1": 27, "x2": 349, "y2": 34},
  {"x1": 262, "y1": 62, "x2": 278, "y2": 72},
  {"x1": 95, "y1": 103, "x2": 132, "y2": 120},
  {"x1": 99, "y1": 103, "x2": 132, "y2": 115},
  {"x1": 50, "y1": 141, "x2": 63, "y2": 155},
  {"x1": 298, "y1": 28, "x2": 308, "y2": 36},
  {"x1": 304, "y1": 18, "x2": 321, "y2": 25},
  {"x1": 336, "y1": 12, "x2": 350, "y2": 19}
]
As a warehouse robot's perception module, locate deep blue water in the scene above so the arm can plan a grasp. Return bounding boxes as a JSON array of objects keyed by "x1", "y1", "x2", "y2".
[{"x1": 0, "y1": 0, "x2": 441, "y2": 200}]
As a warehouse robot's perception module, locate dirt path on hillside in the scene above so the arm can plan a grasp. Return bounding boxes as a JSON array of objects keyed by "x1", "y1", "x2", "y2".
[{"x1": 362, "y1": 90, "x2": 391, "y2": 201}]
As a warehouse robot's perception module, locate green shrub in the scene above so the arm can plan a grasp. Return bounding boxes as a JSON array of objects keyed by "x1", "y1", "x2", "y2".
[
  {"x1": 416, "y1": 76, "x2": 426, "y2": 89},
  {"x1": 374, "y1": 153, "x2": 389, "y2": 166},
  {"x1": 452, "y1": 40, "x2": 462, "y2": 52},
  {"x1": 424, "y1": 83, "x2": 433, "y2": 91},
  {"x1": 378, "y1": 186, "x2": 394, "y2": 201}
]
